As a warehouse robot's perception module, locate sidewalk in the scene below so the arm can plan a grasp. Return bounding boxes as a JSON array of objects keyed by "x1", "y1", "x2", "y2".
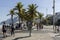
[{"x1": 0, "y1": 25, "x2": 59, "y2": 40}]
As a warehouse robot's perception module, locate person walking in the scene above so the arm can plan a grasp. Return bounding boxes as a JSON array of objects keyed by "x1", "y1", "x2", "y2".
[
  {"x1": 2, "y1": 22, "x2": 7, "y2": 38},
  {"x1": 11, "y1": 25, "x2": 15, "y2": 37},
  {"x1": 37, "y1": 23, "x2": 39, "y2": 31}
]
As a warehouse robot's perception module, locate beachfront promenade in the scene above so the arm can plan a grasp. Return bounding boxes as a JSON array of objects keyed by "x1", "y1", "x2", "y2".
[{"x1": 0, "y1": 25, "x2": 60, "y2": 40}]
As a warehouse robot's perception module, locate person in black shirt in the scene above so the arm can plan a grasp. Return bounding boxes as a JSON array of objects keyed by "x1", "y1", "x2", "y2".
[
  {"x1": 10, "y1": 24, "x2": 15, "y2": 37},
  {"x1": 2, "y1": 22, "x2": 7, "y2": 38}
]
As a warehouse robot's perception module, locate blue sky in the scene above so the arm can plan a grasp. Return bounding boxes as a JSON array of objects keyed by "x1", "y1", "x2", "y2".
[{"x1": 0, "y1": 0, "x2": 60, "y2": 22}]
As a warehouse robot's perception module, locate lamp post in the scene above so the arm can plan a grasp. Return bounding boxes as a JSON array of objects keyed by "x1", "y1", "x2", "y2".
[{"x1": 53, "y1": 0, "x2": 55, "y2": 32}]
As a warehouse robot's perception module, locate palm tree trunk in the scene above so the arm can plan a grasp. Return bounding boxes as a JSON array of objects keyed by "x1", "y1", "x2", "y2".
[
  {"x1": 37, "y1": 23, "x2": 38, "y2": 31},
  {"x1": 19, "y1": 17, "x2": 20, "y2": 27},
  {"x1": 29, "y1": 21, "x2": 32, "y2": 36},
  {"x1": 11, "y1": 15, "x2": 13, "y2": 27},
  {"x1": 39, "y1": 19, "x2": 41, "y2": 29},
  {"x1": 29, "y1": 27, "x2": 32, "y2": 36}
]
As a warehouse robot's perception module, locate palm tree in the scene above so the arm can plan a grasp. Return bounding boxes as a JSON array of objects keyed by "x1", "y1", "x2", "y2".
[
  {"x1": 7, "y1": 9, "x2": 15, "y2": 27},
  {"x1": 13, "y1": 2, "x2": 24, "y2": 28},
  {"x1": 38, "y1": 12, "x2": 43, "y2": 20},
  {"x1": 21, "y1": 9, "x2": 26, "y2": 22},
  {"x1": 27, "y1": 4, "x2": 38, "y2": 36},
  {"x1": 28, "y1": 4, "x2": 38, "y2": 20},
  {"x1": 38, "y1": 12, "x2": 43, "y2": 29}
]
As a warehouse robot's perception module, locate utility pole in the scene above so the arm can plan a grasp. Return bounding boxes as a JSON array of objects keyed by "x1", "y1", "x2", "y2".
[{"x1": 53, "y1": 0, "x2": 55, "y2": 31}]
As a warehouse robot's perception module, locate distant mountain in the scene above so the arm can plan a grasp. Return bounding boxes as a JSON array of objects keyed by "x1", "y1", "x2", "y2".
[{"x1": 0, "y1": 17, "x2": 18, "y2": 25}]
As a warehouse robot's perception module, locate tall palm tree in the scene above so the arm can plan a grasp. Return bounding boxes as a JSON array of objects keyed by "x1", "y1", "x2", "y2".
[
  {"x1": 7, "y1": 9, "x2": 15, "y2": 27},
  {"x1": 28, "y1": 4, "x2": 38, "y2": 20},
  {"x1": 21, "y1": 9, "x2": 26, "y2": 22},
  {"x1": 13, "y1": 2, "x2": 24, "y2": 27},
  {"x1": 27, "y1": 4, "x2": 38, "y2": 36}
]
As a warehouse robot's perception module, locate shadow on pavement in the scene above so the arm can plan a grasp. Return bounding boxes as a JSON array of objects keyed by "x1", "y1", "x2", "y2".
[{"x1": 13, "y1": 35, "x2": 31, "y2": 40}]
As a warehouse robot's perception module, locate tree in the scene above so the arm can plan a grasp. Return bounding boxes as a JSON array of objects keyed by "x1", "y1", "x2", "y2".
[
  {"x1": 38, "y1": 12, "x2": 43, "y2": 29},
  {"x1": 13, "y1": 2, "x2": 24, "y2": 28},
  {"x1": 38, "y1": 12, "x2": 43, "y2": 20},
  {"x1": 27, "y1": 4, "x2": 38, "y2": 36},
  {"x1": 45, "y1": 14, "x2": 53, "y2": 25},
  {"x1": 27, "y1": 4, "x2": 38, "y2": 20},
  {"x1": 21, "y1": 9, "x2": 26, "y2": 22},
  {"x1": 7, "y1": 9, "x2": 15, "y2": 27}
]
